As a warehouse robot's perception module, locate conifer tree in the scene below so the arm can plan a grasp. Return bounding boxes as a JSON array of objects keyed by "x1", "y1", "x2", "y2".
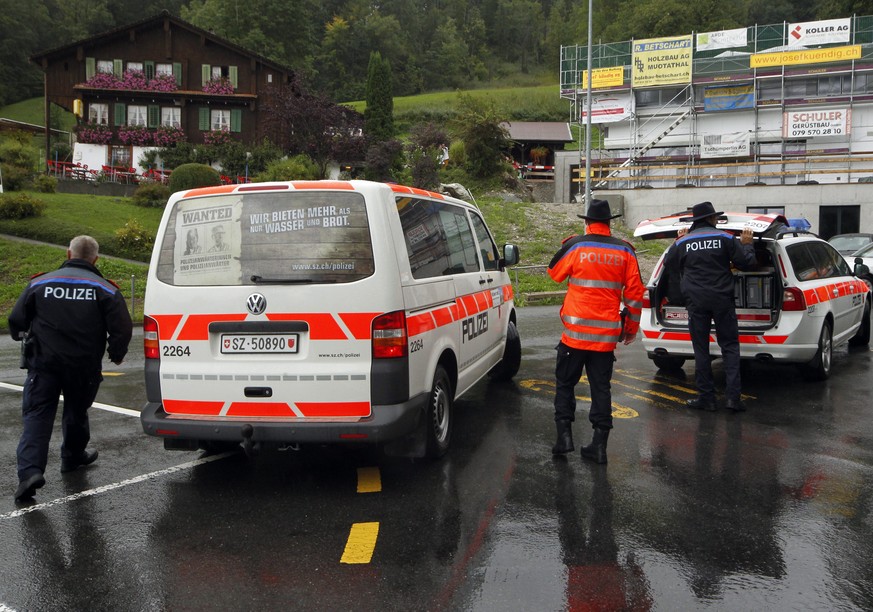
[{"x1": 364, "y1": 52, "x2": 394, "y2": 143}]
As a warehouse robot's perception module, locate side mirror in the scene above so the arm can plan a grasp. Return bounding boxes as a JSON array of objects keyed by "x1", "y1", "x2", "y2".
[
  {"x1": 501, "y1": 244, "x2": 520, "y2": 268},
  {"x1": 854, "y1": 258, "x2": 870, "y2": 278}
]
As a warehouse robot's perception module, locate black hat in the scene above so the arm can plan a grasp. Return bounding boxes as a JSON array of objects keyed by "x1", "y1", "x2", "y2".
[
  {"x1": 680, "y1": 201, "x2": 723, "y2": 222},
  {"x1": 577, "y1": 199, "x2": 622, "y2": 221}
]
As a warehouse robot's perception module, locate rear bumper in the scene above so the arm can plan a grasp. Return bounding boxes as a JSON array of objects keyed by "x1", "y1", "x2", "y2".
[{"x1": 140, "y1": 394, "x2": 428, "y2": 445}]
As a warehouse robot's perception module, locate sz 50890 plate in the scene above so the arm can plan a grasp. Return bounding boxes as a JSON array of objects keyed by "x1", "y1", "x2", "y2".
[{"x1": 220, "y1": 334, "x2": 299, "y2": 354}]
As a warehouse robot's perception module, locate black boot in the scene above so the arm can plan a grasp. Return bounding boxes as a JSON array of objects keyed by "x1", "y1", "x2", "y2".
[
  {"x1": 580, "y1": 427, "x2": 610, "y2": 464},
  {"x1": 552, "y1": 421, "x2": 574, "y2": 454}
]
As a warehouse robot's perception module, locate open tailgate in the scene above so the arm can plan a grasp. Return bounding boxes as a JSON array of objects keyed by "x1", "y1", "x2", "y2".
[{"x1": 633, "y1": 212, "x2": 790, "y2": 240}]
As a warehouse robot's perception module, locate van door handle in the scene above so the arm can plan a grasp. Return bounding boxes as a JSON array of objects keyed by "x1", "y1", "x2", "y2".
[
  {"x1": 486, "y1": 277, "x2": 494, "y2": 283},
  {"x1": 479, "y1": 278, "x2": 487, "y2": 285},
  {"x1": 245, "y1": 387, "x2": 273, "y2": 398}
]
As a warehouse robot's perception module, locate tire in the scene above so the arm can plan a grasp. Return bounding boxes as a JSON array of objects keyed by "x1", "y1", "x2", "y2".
[
  {"x1": 799, "y1": 320, "x2": 833, "y2": 381},
  {"x1": 488, "y1": 320, "x2": 521, "y2": 381},
  {"x1": 424, "y1": 366, "x2": 453, "y2": 459},
  {"x1": 849, "y1": 298, "x2": 871, "y2": 347},
  {"x1": 652, "y1": 355, "x2": 685, "y2": 370}
]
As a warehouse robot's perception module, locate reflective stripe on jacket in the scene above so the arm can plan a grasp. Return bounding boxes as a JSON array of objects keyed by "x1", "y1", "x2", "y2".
[{"x1": 548, "y1": 223, "x2": 645, "y2": 351}]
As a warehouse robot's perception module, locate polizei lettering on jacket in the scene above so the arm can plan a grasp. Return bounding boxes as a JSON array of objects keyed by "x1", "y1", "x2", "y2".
[
  {"x1": 579, "y1": 251, "x2": 624, "y2": 265},
  {"x1": 685, "y1": 239, "x2": 722, "y2": 251},
  {"x1": 44, "y1": 286, "x2": 97, "y2": 300}
]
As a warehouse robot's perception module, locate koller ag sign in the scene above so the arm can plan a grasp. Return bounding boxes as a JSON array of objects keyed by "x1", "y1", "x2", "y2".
[{"x1": 632, "y1": 35, "x2": 692, "y2": 88}]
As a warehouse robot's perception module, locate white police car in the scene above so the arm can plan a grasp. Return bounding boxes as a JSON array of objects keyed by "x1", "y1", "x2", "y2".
[{"x1": 635, "y1": 212, "x2": 870, "y2": 380}]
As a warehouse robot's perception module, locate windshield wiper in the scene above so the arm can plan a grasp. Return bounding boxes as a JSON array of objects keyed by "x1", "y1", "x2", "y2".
[{"x1": 250, "y1": 275, "x2": 314, "y2": 284}]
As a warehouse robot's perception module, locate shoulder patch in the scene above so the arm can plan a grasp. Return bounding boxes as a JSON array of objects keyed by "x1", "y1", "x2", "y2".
[
  {"x1": 106, "y1": 278, "x2": 120, "y2": 290},
  {"x1": 561, "y1": 234, "x2": 577, "y2": 245},
  {"x1": 29, "y1": 271, "x2": 48, "y2": 280}
]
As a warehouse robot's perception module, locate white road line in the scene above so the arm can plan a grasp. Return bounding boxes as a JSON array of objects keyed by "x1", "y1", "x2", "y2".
[
  {"x1": 0, "y1": 382, "x2": 140, "y2": 417},
  {"x1": 0, "y1": 452, "x2": 234, "y2": 521}
]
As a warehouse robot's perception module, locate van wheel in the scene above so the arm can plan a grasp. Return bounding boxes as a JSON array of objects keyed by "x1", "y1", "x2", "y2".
[
  {"x1": 425, "y1": 366, "x2": 453, "y2": 459},
  {"x1": 849, "y1": 299, "x2": 871, "y2": 347},
  {"x1": 799, "y1": 320, "x2": 833, "y2": 381},
  {"x1": 489, "y1": 320, "x2": 521, "y2": 381},
  {"x1": 652, "y1": 355, "x2": 685, "y2": 370}
]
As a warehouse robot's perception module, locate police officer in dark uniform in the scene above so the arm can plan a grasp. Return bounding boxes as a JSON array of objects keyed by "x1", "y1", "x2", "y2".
[
  {"x1": 666, "y1": 202, "x2": 755, "y2": 412},
  {"x1": 10, "y1": 235, "x2": 132, "y2": 502}
]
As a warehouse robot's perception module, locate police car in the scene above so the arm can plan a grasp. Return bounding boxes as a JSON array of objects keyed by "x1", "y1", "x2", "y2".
[{"x1": 635, "y1": 212, "x2": 871, "y2": 380}]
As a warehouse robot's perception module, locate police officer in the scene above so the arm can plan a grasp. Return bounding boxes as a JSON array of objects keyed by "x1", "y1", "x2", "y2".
[
  {"x1": 667, "y1": 202, "x2": 755, "y2": 412},
  {"x1": 10, "y1": 235, "x2": 132, "y2": 502},
  {"x1": 548, "y1": 199, "x2": 645, "y2": 464}
]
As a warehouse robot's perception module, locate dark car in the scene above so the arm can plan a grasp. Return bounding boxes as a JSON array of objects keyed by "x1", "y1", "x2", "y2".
[{"x1": 828, "y1": 233, "x2": 873, "y2": 255}]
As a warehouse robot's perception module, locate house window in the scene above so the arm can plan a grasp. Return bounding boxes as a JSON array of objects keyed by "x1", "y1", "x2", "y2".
[
  {"x1": 161, "y1": 107, "x2": 181, "y2": 128},
  {"x1": 128, "y1": 105, "x2": 148, "y2": 127},
  {"x1": 127, "y1": 61, "x2": 143, "y2": 73},
  {"x1": 156, "y1": 63, "x2": 173, "y2": 76},
  {"x1": 97, "y1": 60, "x2": 113, "y2": 74},
  {"x1": 89, "y1": 103, "x2": 109, "y2": 125},
  {"x1": 212, "y1": 66, "x2": 228, "y2": 80},
  {"x1": 110, "y1": 146, "x2": 132, "y2": 168},
  {"x1": 211, "y1": 109, "x2": 230, "y2": 131}
]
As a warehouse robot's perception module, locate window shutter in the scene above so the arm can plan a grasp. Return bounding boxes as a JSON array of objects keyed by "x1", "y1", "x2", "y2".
[
  {"x1": 85, "y1": 57, "x2": 95, "y2": 80},
  {"x1": 230, "y1": 109, "x2": 242, "y2": 133},
  {"x1": 173, "y1": 62, "x2": 182, "y2": 86},
  {"x1": 199, "y1": 107, "x2": 210, "y2": 131},
  {"x1": 148, "y1": 105, "x2": 160, "y2": 128},
  {"x1": 201, "y1": 64, "x2": 211, "y2": 86},
  {"x1": 229, "y1": 66, "x2": 238, "y2": 89},
  {"x1": 144, "y1": 61, "x2": 155, "y2": 80},
  {"x1": 114, "y1": 103, "x2": 126, "y2": 126},
  {"x1": 113, "y1": 59, "x2": 123, "y2": 78}
]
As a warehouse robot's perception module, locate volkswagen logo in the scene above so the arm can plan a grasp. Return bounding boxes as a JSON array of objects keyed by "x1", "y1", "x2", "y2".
[{"x1": 246, "y1": 293, "x2": 267, "y2": 315}]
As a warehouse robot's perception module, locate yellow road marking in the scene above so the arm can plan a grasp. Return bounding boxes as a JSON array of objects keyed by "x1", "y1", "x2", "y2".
[
  {"x1": 341, "y1": 522, "x2": 379, "y2": 564},
  {"x1": 357, "y1": 467, "x2": 381, "y2": 493},
  {"x1": 617, "y1": 368, "x2": 757, "y2": 401},
  {"x1": 519, "y1": 379, "x2": 638, "y2": 418}
]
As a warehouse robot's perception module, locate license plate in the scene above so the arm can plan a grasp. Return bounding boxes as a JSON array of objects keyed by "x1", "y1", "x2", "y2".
[{"x1": 220, "y1": 334, "x2": 299, "y2": 354}]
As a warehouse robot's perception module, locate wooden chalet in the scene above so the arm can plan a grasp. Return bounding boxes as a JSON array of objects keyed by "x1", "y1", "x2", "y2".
[{"x1": 30, "y1": 10, "x2": 294, "y2": 172}]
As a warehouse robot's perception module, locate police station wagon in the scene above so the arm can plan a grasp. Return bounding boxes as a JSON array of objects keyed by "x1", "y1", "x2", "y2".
[
  {"x1": 141, "y1": 180, "x2": 521, "y2": 458},
  {"x1": 635, "y1": 212, "x2": 870, "y2": 380}
]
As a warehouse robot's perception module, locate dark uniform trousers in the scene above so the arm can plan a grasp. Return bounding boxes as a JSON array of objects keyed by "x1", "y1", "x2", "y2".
[
  {"x1": 687, "y1": 306, "x2": 741, "y2": 402},
  {"x1": 554, "y1": 341, "x2": 615, "y2": 430},
  {"x1": 17, "y1": 367, "x2": 102, "y2": 481}
]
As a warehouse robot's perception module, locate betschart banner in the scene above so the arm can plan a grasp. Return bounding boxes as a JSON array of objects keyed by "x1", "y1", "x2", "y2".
[
  {"x1": 697, "y1": 28, "x2": 748, "y2": 52},
  {"x1": 704, "y1": 84, "x2": 754, "y2": 112},
  {"x1": 579, "y1": 66, "x2": 625, "y2": 89},
  {"x1": 787, "y1": 18, "x2": 851, "y2": 48},
  {"x1": 701, "y1": 132, "x2": 750, "y2": 158},
  {"x1": 579, "y1": 92, "x2": 635, "y2": 124},
  {"x1": 632, "y1": 35, "x2": 693, "y2": 87},
  {"x1": 751, "y1": 45, "x2": 861, "y2": 68},
  {"x1": 783, "y1": 109, "x2": 851, "y2": 138}
]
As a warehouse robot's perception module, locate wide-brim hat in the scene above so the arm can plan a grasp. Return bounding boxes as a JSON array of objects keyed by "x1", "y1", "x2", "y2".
[
  {"x1": 577, "y1": 198, "x2": 622, "y2": 221},
  {"x1": 680, "y1": 201, "x2": 723, "y2": 222}
]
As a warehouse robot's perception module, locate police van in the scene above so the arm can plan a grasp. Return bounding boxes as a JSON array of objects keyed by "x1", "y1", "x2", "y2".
[{"x1": 141, "y1": 180, "x2": 521, "y2": 458}]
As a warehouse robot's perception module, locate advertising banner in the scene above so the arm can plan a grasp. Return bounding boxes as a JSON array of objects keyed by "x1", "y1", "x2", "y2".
[
  {"x1": 782, "y1": 109, "x2": 851, "y2": 138},
  {"x1": 700, "y1": 132, "x2": 750, "y2": 158},
  {"x1": 579, "y1": 92, "x2": 635, "y2": 123},
  {"x1": 787, "y1": 18, "x2": 851, "y2": 48},
  {"x1": 704, "y1": 84, "x2": 754, "y2": 112},
  {"x1": 697, "y1": 28, "x2": 748, "y2": 52},
  {"x1": 632, "y1": 35, "x2": 693, "y2": 88},
  {"x1": 578, "y1": 66, "x2": 625, "y2": 89},
  {"x1": 750, "y1": 45, "x2": 860, "y2": 68}
]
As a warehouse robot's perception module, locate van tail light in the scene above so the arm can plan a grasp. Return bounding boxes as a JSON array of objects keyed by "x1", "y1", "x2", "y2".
[
  {"x1": 782, "y1": 287, "x2": 807, "y2": 312},
  {"x1": 642, "y1": 289, "x2": 651, "y2": 309},
  {"x1": 372, "y1": 311, "x2": 407, "y2": 359},
  {"x1": 144, "y1": 315, "x2": 160, "y2": 359}
]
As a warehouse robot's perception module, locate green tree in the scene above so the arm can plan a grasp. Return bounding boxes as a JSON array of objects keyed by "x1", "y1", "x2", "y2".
[
  {"x1": 452, "y1": 94, "x2": 510, "y2": 179},
  {"x1": 364, "y1": 52, "x2": 394, "y2": 143}
]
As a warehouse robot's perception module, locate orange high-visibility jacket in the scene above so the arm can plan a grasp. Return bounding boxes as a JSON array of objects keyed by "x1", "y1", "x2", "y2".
[{"x1": 548, "y1": 223, "x2": 645, "y2": 352}]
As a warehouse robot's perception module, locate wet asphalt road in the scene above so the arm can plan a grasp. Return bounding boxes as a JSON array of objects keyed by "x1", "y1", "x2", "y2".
[{"x1": 0, "y1": 305, "x2": 872, "y2": 611}]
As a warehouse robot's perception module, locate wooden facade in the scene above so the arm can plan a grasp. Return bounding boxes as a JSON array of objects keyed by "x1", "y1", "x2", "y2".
[{"x1": 30, "y1": 11, "x2": 294, "y2": 164}]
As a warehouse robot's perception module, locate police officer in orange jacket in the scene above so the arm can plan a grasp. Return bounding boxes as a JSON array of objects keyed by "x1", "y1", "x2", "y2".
[{"x1": 548, "y1": 199, "x2": 645, "y2": 463}]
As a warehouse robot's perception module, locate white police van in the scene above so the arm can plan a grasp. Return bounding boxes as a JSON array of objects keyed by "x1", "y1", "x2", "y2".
[{"x1": 141, "y1": 180, "x2": 521, "y2": 458}]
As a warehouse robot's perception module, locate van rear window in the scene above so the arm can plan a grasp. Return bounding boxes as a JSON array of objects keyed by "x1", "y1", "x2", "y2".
[{"x1": 155, "y1": 192, "x2": 373, "y2": 285}]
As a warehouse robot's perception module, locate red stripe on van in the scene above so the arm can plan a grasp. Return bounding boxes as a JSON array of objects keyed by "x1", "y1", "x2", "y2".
[
  {"x1": 177, "y1": 313, "x2": 248, "y2": 341},
  {"x1": 475, "y1": 291, "x2": 490, "y2": 310},
  {"x1": 296, "y1": 401, "x2": 371, "y2": 417},
  {"x1": 408, "y1": 312, "x2": 436, "y2": 336},
  {"x1": 461, "y1": 294, "x2": 480, "y2": 315},
  {"x1": 292, "y1": 181, "x2": 354, "y2": 190},
  {"x1": 266, "y1": 313, "x2": 347, "y2": 340},
  {"x1": 181, "y1": 185, "x2": 238, "y2": 198},
  {"x1": 388, "y1": 184, "x2": 445, "y2": 199},
  {"x1": 164, "y1": 399, "x2": 224, "y2": 416},
  {"x1": 432, "y1": 306, "x2": 455, "y2": 327},
  {"x1": 150, "y1": 313, "x2": 184, "y2": 341},
  {"x1": 502, "y1": 284, "x2": 514, "y2": 302},
  {"x1": 740, "y1": 335, "x2": 788, "y2": 344},
  {"x1": 226, "y1": 402, "x2": 296, "y2": 417},
  {"x1": 339, "y1": 312, "x2": 379, "y2": 340},
  {"x1": 455, "y1": 297, "x2": 468, "y2": 318}
]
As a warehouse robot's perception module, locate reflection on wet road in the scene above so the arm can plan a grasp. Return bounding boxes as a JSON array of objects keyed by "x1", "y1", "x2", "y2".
[{"x1": 0, "y1": 305, "x2": 871, "y2": 610}]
